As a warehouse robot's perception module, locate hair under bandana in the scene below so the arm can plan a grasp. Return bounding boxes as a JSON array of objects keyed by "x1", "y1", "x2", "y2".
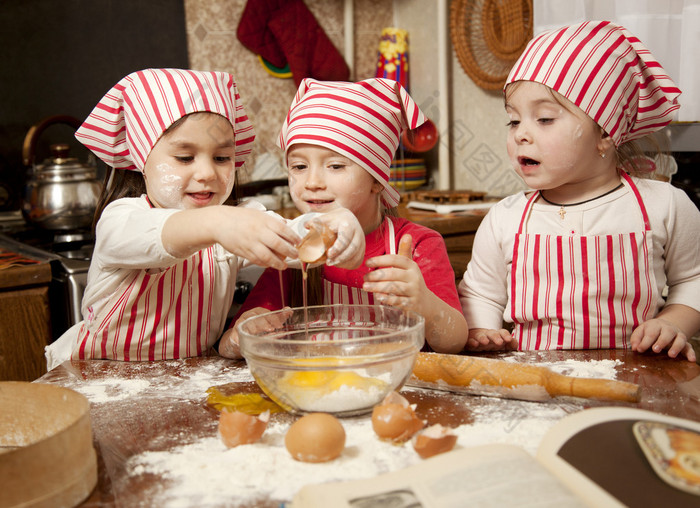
[
  {"x1": 277, "y1": 78, "x2": 426, "y2": 208},
  {"x1": 506, "y1": 20, "x2": 681, "y2": 146},
  {"x1": 75, "y1": 68, "x2": 255, "y2": 172}
]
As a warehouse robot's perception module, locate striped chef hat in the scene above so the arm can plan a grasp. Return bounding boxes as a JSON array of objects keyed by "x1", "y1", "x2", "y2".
[
  {"x1": 75, "y1": 69, "x2": 255, "y2": 172},
  {"x1": 277, "y1": 78, "x2": 426, "y2": 207},
  {"x1": 506, "y1": 21, "x2": 681, "y2": 146}
]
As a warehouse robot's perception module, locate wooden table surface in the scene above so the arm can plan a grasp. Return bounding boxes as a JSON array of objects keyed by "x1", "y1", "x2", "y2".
[{"x1": 37, "y1": 351, "x2": 700, "y2": 507}]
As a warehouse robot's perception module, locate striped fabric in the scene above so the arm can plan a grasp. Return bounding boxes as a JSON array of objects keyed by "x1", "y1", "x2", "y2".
[
  {"x1": 277, "y1": 78, "x2": 426, "y2": 207},
  {"x1": 506, "y1": 21, "x2": 681, "y2": 146},
  {"x1": 75, "y1": 69, "x2": 255, "y2": 172},
  {"x1": 509, "y1": 172, "x2": 656, "y2": 350},
  {"x1": 75, "y1": 245, "x2": 235, "y2": 361}
]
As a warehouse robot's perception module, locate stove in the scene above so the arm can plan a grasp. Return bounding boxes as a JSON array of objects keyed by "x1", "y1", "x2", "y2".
[{"x1": 0, "y1": 212, "x2": 91, "y2": 342}]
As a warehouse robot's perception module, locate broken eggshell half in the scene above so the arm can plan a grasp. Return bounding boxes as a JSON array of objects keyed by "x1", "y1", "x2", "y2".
[
  {"x1": 371, "y1": 391, "x2": 425, "y2": 443},
  {"x1": 297, "y1": 222, "x2": 337, "y2": 264},
  {"x1": 412, "y1": 423, "x2": 458, "y2": 458},
  {"x1": 218, "y1": 409, "x2": 270, "y2": 448}
]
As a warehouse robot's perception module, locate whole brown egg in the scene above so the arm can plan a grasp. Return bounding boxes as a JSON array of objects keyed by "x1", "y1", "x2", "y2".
[{"x1": 285, "y1": 413, "x2": 346, "y2": 463}]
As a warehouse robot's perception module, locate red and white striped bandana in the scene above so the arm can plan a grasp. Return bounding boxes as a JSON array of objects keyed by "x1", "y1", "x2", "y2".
[
  {"x1": 506, "y1": 21, "x2": 681, "y2": 146},
  {"x1": 277, "y1": 78, "x2": 426, "y2": 207},
  {"x1": 75, "y1": 69, "x2": 255, "y2": 172}
]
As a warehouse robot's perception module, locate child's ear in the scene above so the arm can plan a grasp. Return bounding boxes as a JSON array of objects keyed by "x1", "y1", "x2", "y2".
[
  {"x1": 371, "y1": 180, "x2": 383, "y2": 194},
  {"x1": 597, "y1": 130, "x2": 615, "y2": 156}
]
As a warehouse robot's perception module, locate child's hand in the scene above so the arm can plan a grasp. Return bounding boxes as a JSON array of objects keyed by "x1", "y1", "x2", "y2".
[
  {"x1": 238, "y1": 306, "x2": 294, "y2": 334},
  {"x1": 218, "y1": 326, "x2": 243, "y2": 359},
  {"x1": 630, "y1": 318, "x2": 696, "y2": 362},
  {"x1": 363, "y1": 235, "x2": 425, "y2": 312},
  {"x1": 364, "y1": 234, "x2": 469, "y2": 354},
  {"x1": 465, "y1": 328, "x2": 516, "y2": 351},
  {"x1": 218, "y1": 307, "x2": 294, "y2": 359},
  {"x1": 310, "y1": 208, "x2": 365, "y2": 269},
  {"x1": 217, "y1": 208, "x2": 301, "y2": 270}
]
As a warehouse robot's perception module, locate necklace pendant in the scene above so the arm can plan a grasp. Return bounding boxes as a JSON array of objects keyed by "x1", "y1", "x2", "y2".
[{"x1": 558, "y1": 206, "x2": 566, "y2": 220}]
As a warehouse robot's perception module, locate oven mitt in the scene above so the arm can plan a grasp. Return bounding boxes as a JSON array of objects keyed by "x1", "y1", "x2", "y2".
[{"x1": 237, "y1": 0, "x2": 350, "y2": 86}]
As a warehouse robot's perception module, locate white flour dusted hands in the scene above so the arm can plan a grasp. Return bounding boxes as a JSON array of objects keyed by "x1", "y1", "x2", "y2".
[
  {"x1": 309, "y1": 208, "x2": 365, "y2": 269},
  {"x1": 162, "y1": 205, "x2": 301, "y2": 271},
  {"x1": 364, "y1": 235, "x2": 423, "y2": 310}
]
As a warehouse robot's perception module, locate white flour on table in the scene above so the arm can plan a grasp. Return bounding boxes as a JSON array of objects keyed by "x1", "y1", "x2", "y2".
[
  {"x1": 503, "y1": 354, "x2": 624, "y2": 379},
  {"x1": 59, "y1": 360, "x2": 254, "y2": 404},
  {"x1": 122, "y1": 358, "x2": 620, "y2": 507}
]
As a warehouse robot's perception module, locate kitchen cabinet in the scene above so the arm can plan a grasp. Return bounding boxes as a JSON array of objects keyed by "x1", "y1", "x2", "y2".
[{"x1": 0, "y1": 253, "x2": 52, "y2": 381}]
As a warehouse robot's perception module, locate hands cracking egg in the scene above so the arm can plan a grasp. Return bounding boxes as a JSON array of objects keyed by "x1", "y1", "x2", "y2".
[{"x1": 297, "y1": 222, "x2": 337, "y2": 264}]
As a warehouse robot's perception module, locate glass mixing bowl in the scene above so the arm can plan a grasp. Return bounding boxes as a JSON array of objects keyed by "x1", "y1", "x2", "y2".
[{"x1": 237, "y1": 304, "x2": 425, "y2": 417}]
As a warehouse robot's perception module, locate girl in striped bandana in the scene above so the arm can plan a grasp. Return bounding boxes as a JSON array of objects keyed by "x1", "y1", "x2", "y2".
[
  {"x1": 222, "y1": 78, "x2": 469, "y2": 355},
  {"x1": 45, "y1": 69, "x2": 364, "y2": 367},
  {"x1": 459, "y1": 21, "x2": 700, "y2": 360}
]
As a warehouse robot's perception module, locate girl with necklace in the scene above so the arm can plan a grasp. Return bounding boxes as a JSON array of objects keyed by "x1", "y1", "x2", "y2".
[{"x1": 459, "y1": 21, "x2": 700, "y2": 361}]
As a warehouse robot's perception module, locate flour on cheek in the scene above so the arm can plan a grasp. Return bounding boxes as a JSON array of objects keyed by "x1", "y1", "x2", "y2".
[
  {"x1": 148, "y1": 163, "x2": 185, "y2": 209},
  {"x1": 220, "y1": 168, "x2": 235, "y2": 205},
  {"x1": 572, "y1": 123, "x2": 583, "y2": 141},
  {"x1": 288, "y1": 174, "x2": 301, "y2": 203}
]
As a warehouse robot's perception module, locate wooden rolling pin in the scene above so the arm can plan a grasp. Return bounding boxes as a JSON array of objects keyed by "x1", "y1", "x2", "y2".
[{"x1": 409, "y1": 352, "x2": 641, "y2": 403}]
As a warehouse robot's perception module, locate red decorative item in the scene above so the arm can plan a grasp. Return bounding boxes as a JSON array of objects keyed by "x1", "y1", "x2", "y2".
[{"x1": 402, "y1": 118, "x2": 438, "y2": 153}]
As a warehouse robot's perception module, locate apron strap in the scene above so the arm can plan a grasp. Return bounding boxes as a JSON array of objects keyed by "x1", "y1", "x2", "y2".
[
  {"x1": 620, "y1": 172, "x2": 651, "y2": 231},
  {"x1": 517, "y1": 191, "x2": 541, "y2": 234},
  {"x1": 383, "y1": 216, "x2": 398, "y2": 255}
]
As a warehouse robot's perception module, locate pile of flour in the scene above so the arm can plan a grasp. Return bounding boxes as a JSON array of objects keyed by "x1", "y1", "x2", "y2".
[{"x1": 98, "y1": 357, "x2": 621, "y2": 507}]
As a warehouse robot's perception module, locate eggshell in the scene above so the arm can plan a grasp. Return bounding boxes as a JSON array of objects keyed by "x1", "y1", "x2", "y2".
[
  {"x1": 412, "y1": 424, "x2": 457, "y2": 459},
  {"x1": 218, "y1": 409, "x2": 269, "y2": 448},
  {"x1": 371, "y1": 392, "x2": 424, "y2": 443},
  {"x1": 298, "y1": 223, "x2": 337, "y2": 263},
  {"x1": 285, "y1": 413, "x2": 346, "y2": 463}
]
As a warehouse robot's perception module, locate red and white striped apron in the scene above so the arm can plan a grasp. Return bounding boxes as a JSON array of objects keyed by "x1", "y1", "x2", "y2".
[
  {"x1": 323, "y1": 218, "x2": 397, "y2": 305},
  {"x1": 510, "y1": 172, "x2": 656, "y2": 350},
  {"x1": 74, "y1": 246, "x2": 234, "y2": 361}
]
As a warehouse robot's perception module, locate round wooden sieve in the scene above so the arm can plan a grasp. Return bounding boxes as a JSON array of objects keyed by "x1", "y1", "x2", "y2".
[{"x1": 0, "y1": 382, "x2": 97, "y2": 508}]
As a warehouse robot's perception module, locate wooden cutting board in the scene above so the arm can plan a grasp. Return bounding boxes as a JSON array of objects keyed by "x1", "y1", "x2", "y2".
[
  {"x1": 409, "y1": 353, "x2": 641, "y2": 403},
  {"x1": 0, "y1": 382, "x2": 97, "y2": 508}
]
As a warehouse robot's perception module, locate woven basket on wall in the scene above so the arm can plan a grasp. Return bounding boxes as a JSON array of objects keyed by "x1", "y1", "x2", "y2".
[{"x1": 450, "y1": 0, "x2": 533, "y2": 90}]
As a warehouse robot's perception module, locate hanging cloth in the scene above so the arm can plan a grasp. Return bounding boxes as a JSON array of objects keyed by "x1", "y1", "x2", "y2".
[{"x1": 237, "y1": 0, "x2": 350, "y2": 86}]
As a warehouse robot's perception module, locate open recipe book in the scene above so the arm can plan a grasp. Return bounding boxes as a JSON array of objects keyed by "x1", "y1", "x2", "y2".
[{"x1": 289, "y1": 407, "x2": 700, "y2": 508}]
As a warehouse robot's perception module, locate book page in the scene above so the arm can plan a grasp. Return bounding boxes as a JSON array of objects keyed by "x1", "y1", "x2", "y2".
[
  {"x1": 291, "y1": 444, "x2": 585, "y2": 508},
  {"x1": 537, "y1": 407, "x2": 700, "y2": 508}
]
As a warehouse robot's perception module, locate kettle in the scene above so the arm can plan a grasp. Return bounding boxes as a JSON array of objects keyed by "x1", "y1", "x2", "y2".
[{"x1": 21, "y1": 115, "x2": 102, "y2": 230}]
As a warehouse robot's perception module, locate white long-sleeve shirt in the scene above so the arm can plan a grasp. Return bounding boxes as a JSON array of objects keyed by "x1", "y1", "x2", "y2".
[{"x1": 459, "y1": 177, "x2": 700, "y2": 334}]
